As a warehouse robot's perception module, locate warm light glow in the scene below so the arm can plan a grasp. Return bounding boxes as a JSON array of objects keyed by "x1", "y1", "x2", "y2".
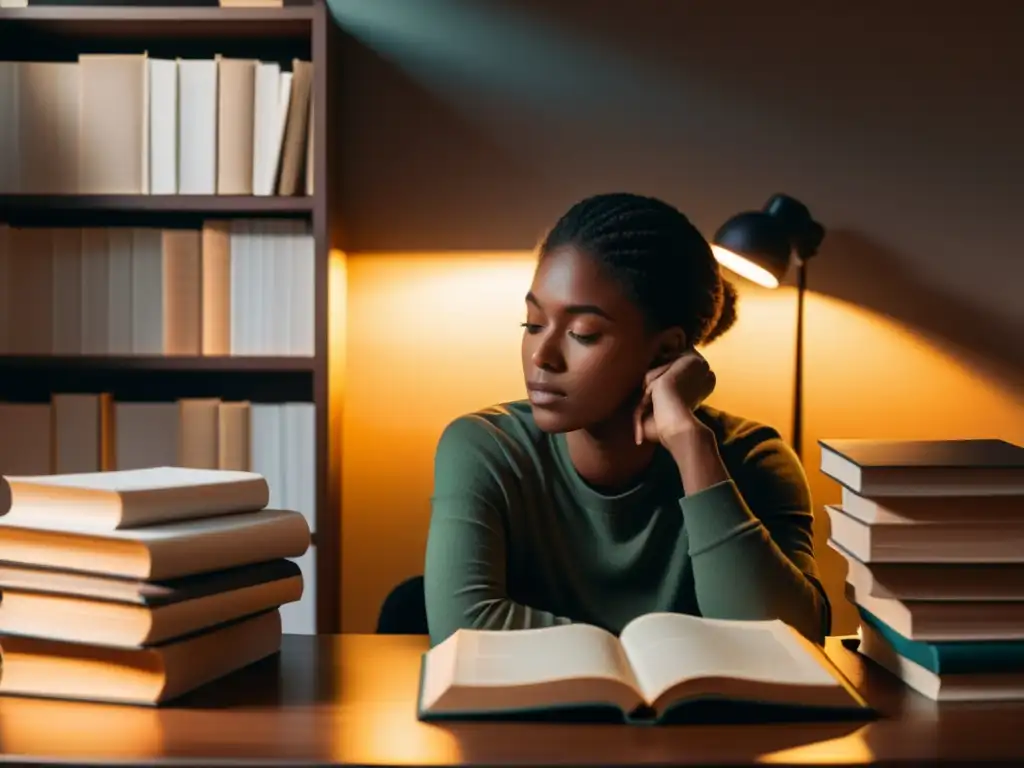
[
  {"x1": 804, "y1": 293, "x2": 1023, "y2": 442},
  {"x1": 330, "y1": 636, "x2": 462, "y2": 764},
  {"x1": 328, "y1": 249, "x2": 348, "y2": 633},
  {"x1": 340, "y1": 251, "x2": 536, "y2": 631},
  {"x1": 0, "y1": 697, "x2": 164, "y2": 757},
  {"x1": 337, "y1": 251, "x2": 1024, "y2": 634},
  {"x1": 758, "y1": 729, "x2": 875, "y2": 764},
  {"x1": 699, "y1": 285, "x2": 798, "y2": 436},
  {"x1": 332, "y1": 700, "x2": 463, "y2": 765},
  {"x1": 712, "y1": 244, "x2": 780, "y2": 289},
  {"x1": 328, "y1": 249, "x2": 349, "y2": 403}
]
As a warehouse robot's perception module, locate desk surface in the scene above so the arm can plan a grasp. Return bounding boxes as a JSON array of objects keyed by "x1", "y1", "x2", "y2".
[{"x1": 1, "y1": 634, "x2": 1022, "y2": 767}]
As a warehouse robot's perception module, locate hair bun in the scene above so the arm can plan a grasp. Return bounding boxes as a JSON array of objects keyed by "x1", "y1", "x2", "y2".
[{"x1": 702, "y1": 278, "x2": 738, "y2": 344}]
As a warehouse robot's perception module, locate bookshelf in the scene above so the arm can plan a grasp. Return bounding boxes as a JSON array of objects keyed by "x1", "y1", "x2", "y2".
[
  {"x1": 0, "y1": 5, "x2": 316, "y2": 26},
  {"x1": 0, "y1": 195, "x2": 315, "y2": 216},
  {"x1": 0, "y1": 0, "x2": 342, "y2": 634},
  {"x1": 0, "y1": 355, "x2": 316, "y2": 372}
]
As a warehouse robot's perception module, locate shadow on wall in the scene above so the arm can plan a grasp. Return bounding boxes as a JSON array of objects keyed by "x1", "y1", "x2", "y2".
[
  {"x1": 812, "y1": 230, "x2": 1024, "y2": 396},
  {"x1": 333, "y1": 40, "x2": 555, "y2": 250}
]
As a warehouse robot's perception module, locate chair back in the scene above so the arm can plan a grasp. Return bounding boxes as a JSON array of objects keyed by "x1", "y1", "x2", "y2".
[{"x1": 376, "y1": 575, "x2": 428, "y2": 634}]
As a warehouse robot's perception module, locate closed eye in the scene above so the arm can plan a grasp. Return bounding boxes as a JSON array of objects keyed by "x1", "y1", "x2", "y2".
[
  {"x1": 522, "y1": 322, "x2": 600, "y2": 345},
  {"x1": 569, "y1": 331, "x2": 600, "y2": 345}
]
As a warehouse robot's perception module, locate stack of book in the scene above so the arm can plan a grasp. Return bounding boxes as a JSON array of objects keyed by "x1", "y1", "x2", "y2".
[
  {"x1": 0, "y1": 465, "x2": 310, "y2": 705},
  {"x1": 0, "y1": 396, "x2": 317, "y2": 636},
  {"x1": 819, "y1": 437, "x2": 1024, "y2": 701}
]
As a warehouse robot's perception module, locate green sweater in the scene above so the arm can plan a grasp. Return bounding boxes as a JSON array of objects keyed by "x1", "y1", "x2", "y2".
[{"x1": 424, "y1": 400, "x2": 830, "y2": 647}]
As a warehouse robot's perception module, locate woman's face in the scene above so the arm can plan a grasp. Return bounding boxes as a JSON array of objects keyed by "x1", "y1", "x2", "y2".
[{"x1": 521, "y1": 245, "x2": 663, "y2": 433}]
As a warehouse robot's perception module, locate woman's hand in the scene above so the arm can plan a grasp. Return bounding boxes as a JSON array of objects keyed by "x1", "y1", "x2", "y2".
[{"x1": 634, "y1": 350, "x2": 717, "y2": 447}]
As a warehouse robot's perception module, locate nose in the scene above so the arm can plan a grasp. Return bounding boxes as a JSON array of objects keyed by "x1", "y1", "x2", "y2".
[{"x1": 531, "y1": 329, "x2": 566, "y2": 373}]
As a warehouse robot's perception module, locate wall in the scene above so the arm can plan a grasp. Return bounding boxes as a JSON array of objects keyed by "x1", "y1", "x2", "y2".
[{"x1": 329, "y1": 0, "x2": 1024, "y2": 633}]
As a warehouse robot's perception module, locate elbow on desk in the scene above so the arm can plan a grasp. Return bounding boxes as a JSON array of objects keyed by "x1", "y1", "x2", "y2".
[
  {"x1": 425, "y1": 597, "x2": 499, "y2": 647},
  {"x1": 693, "y1": 576, "x2": 830, "y2": 646}
]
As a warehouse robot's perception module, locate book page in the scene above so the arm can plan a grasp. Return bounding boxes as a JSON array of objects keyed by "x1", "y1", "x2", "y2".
[
  {"x1": 619, "y1": 613, "x2": 836, "y2": 705},
  {"x1": 452, "y1": 624, "x2": 637, "y2": 689},
  {"x1": 421, "y1": 623, "x2": 642, "y2": 715}
]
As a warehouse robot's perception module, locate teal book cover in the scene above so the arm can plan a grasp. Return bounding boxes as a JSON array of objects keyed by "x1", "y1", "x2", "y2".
[{"x1": 858, "y1": 608, "x2": 1024, "y2": 675}]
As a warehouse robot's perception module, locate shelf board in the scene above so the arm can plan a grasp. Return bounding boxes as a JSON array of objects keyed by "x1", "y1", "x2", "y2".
[
  {"x1": 0, "y1": 195, "x2": 313, "y2": 216},
  {"x1": 0, "y1": 5, "x2": 316, "y2": 39},
  {"x1": 0, "y1": 355, "x2": 316, "y2": 373}
]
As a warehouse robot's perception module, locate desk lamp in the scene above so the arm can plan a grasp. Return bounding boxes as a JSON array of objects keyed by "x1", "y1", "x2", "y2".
[{"x1": 710, "y1": 194, "x2": 825, "y2": 459}]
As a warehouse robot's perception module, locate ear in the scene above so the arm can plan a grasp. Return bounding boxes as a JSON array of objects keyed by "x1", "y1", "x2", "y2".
[{"x1": 651, "y1": 327, "x2": 688, "y2": 366}]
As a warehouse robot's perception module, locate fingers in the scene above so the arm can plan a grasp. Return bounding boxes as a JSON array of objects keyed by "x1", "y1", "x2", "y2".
[
  {"x1": 635, "y1": 361, "x2": 672, "y2": 445},
  {"x1": 635, "y1": 360, "x2": 675, "y2": 445},
  {"x1": 643, "y1": 362, "x2": 673, "y2": 390},
  {"x1": 632, "y1": 379, "x2": 656, "y2": 445},
  {"x1": 635, "y1": 353, "x2": 705, "y2": 446},
  {"x1": 633, "y1": 388, "x2": 649, "y2": 445},
  {"x1": 632, "y1": 387, "x2": 642, "y2": 445},
  {"x1": 703, "y1": 368, "x2": 717, "y2": 401},
  {"x1": 642, "y1": 349, "x2": 702, "y2": 390},
  {"x1": 642, "y1": 409, "x2": 661, "y2": 444}
]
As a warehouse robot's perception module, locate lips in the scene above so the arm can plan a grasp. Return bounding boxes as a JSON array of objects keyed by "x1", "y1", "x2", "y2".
[{"x1": 526, "y1": 381, "x2": 567, "y2": 407}]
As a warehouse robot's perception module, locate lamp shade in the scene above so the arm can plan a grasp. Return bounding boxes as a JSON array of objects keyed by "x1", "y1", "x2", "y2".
[
  {"x1": 711, "y1": 194, "x2": 825, "y2": 289},
  {"x1": 711, "y1": 212, "x2": 792, "y2": 289}
]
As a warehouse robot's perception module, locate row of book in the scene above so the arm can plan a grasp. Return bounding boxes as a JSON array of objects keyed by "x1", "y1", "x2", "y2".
[
  {"x1": 820, "y1": 437, "x2": 1024, "y2": 701},
  {"x1": 0, "y1": 396, "x2": 317, "y2": 635},
  {"x1": 1, "y1": 2, "x2": 288, "y2": 6},
  {"x1": 0, "y1": 220, "x2": 315, "y2": 356},
  {"x1": 0, "y1": 466, "x2": 307, "y2": 705},
  {"x1": 0, "y1": 54, "x2": 312, "y2": 196},
  {"x1": 0, "y1": 395, "x2": 314, "y2": 505},
  {"x1": 0, "y1": 1, "x2": 288, "y2": 9}
]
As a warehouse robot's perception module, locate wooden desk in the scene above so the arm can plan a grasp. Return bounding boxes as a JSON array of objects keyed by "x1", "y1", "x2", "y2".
[{"x1": 1, "y1": 634, "x2": 1022, "y2": 767}]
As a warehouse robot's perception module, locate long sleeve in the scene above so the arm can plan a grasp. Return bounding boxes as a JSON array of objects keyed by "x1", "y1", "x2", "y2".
[
  {"x1": 680, "y1": 430, "x2": 831, "y2": 644},
  {"x1": 424, "y1": 417, "x2": 570, "y2": 646}
]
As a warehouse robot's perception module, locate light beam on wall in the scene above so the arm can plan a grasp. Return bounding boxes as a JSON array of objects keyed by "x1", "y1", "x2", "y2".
[
  {"x1": 326, "y1": 0, "x2": 659, "y2": 105},
  {"x1": 323, "y1": 0, "x2": 747, "y2": 143}
]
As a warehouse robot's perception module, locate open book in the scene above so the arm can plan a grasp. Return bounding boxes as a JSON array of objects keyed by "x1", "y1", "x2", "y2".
[{"x1": 418, "y1": 613, "x2": 871, "y2": 724}]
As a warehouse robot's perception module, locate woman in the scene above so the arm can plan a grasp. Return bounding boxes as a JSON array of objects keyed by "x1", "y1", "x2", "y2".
[{"x1": 423, "y1": 192, "x2": 830, "y2": 647}]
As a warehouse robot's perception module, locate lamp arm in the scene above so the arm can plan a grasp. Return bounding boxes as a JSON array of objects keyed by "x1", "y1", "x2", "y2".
[{"x1": 792, "y1": 257, "x2": 807, "y2": 460}]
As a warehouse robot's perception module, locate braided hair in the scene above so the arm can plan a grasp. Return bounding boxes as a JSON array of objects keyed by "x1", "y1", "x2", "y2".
[{"x1": 539, "y1": 193, "x2": 738, "y2": 345}]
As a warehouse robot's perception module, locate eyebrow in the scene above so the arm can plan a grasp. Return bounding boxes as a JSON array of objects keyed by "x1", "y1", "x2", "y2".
[{"x1": 525, "y1": 292, "x2": 614, "y2": 320}]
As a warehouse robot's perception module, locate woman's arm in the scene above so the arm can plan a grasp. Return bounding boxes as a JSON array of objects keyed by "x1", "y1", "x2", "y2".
[
  {"x1": 424, "y1": 417, "x2": 570, "y2": 646},
  {"x1": 665, "y1": 417, "x2": 831, "y2": 645}
]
